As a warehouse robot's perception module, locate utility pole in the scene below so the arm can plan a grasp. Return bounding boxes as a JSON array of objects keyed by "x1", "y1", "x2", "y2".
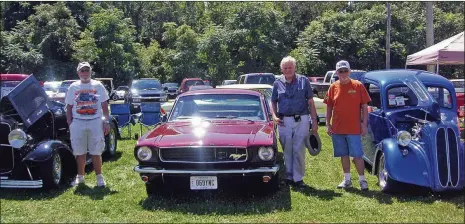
[
  {"x1": 426, "y1": 1, "x2": 434, "y2": 72},
  {"x1": 386, "y1": 2, "x2": 391, "y2": 69}
]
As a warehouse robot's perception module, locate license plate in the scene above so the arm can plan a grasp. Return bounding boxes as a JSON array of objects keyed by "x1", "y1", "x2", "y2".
[{"x1": 190, "y1": 176, "x2": 217, "y2": 190}]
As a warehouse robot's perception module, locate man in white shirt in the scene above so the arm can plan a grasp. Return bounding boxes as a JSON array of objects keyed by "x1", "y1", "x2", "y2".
[{"x1": 65, "y1": 62, "x2": 110, "y2": 187}]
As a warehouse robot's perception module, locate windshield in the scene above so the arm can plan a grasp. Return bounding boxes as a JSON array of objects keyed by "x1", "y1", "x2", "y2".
[
  {"x1": 245, "y1": 75, "x2": 275, "y2": 85},
  {"x1": 427, "y1": 86, "x2": 453, "y2": 109},
  {"x1": 116, "y1": 86, "x2": 129, "y2": 91},
  {"x1": 223, "y1": 80, "x2": 236, "y2": 85},
  {"x1": 164, "y1": 83, "x2": 178, "y2": 87},
  {"x1": 61, "y1": 81, "x2": 75, "y2": 88},
  {"x1": 170, "y1": 94, "x2": 265, "y2": 121},
  {"x1": 1, "y1": 81, "x2": 21, "y2": 98},
  {"x1": 44, "y1": 82, "x2": 61, "y2": 91},
  {"x1": 185, "y1": 80, "x2": 204, "y2": 89},
  {"x1": 386, "y1": 80, "x2": 434, "y2": 109},
  {"x1": 132, "y1": 80, "x2": 162, "y2": 90}
]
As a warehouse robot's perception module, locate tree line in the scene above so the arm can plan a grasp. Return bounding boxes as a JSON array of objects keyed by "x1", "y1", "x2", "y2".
[{"x1": 1, "y1": 1, "x2": 463, "y2": 86}]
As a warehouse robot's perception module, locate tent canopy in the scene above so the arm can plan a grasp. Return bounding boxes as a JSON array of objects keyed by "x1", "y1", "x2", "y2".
[{"x1": 406, "y1": 31, "x2": 464, "y2": 66}]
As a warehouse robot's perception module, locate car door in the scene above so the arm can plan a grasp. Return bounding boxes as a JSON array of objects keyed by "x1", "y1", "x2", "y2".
[{"x1": 362, "y1": 82, "x2": 389, "y2": 164}]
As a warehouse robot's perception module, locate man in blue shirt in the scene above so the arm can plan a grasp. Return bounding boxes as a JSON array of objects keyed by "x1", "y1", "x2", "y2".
[{"x1": 271, "y1": 56, "x2": 318, "y2": 187}]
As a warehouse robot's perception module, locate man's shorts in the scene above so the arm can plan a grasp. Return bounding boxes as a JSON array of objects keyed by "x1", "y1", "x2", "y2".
[
  {"x1": 331, "y1": 134, "x2": 364, "y2": 158},
  {"x1": 70, "y1": 118, "x2": 105, "y2": 156}
]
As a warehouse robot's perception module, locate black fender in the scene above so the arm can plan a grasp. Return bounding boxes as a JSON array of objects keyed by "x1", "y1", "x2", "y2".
[{"x1": 23, "y1": 140, "x2": 77, "y2": 177}]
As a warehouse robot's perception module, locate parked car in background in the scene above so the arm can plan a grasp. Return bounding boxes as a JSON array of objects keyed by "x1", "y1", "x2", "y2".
[
  {"x1": 353, "y1": 69, "x2": 464, "y2": 193},
  {"x1": 312, "y1": 70, "x2": 366, "y2": 98},
  {"x1": 237, "y1": 73, "x2": 275, "y2": 85},
  {"x1": 1, "y1": 74, "x2": 30, "y2": 99},
  {"x1": 0, "y1": 75, "x2": 119, "y2": 190},
  {"x1": 113, "y1": 86, "x2": 129, "y2": 101},
  {"x1": 203, "y1": 80, "x2": 212, "y2": 87},
  {"x1": 134, "y1": 88, "x2": 280, "y2": 195},
  {"x1": 48, "y1": 80, "x2": 77, "y2": 103},
  {"x1": 43, "y1": 81, "x2": 62, "y2": 98},
  {"x1": 178, "y1": 78, "x2": 205, "y2": 95},
  {"x1": 189, "y1": 85, "x2": 213, "y2": 91},
  {"x1": 95, "y1": 78, "x2": 115, "y2": 101},
  {"x1": 220, "y1": 80, "x2": 237, "y2": 86},
  {"x1": 162, "y1": 82, "x2": 179, "y2": 98},
  {"x1": 125, "y1": 78, "x2": 167, "y2": 113}
]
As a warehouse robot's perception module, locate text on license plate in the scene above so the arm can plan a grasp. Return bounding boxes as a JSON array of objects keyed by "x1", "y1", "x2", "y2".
[{"x1": 190, "y1": 176, "x2": 217, "y2": 190}]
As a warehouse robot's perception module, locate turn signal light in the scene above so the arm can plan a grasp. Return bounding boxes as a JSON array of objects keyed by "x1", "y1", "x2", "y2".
[
  {"x1": 141, "y1": 175, "x2": 149, "y2": 183},
  {"x1": 263, "y1": 176, "x2": 271, "y2": 183}
]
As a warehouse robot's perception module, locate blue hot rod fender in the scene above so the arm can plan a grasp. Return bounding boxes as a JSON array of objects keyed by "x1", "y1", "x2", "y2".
[
  {"x1": 23, "y1": 140, "x2": 77, "y2": 175},
  {"x1": 377, "y1": 138, "x2": 432, "y2": 188}
]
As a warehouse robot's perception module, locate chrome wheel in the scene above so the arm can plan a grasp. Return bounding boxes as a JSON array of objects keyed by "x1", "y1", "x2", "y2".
[
  {"x1": 108, "y1": 127, "x2": 116, "y2": 155},
  {"x1": 52, "y1": 153, "x2": 62, "y2": 185}
]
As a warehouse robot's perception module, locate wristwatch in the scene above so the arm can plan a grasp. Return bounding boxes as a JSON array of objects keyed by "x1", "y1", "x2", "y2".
[{"x1": 102, "y1": 117, "x2": 110, "y2": 124}]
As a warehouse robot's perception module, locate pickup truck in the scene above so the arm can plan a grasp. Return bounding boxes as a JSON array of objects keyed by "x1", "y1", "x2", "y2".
[{"x1": 312, "y1": 70, "x2": 366, "y2": 99}]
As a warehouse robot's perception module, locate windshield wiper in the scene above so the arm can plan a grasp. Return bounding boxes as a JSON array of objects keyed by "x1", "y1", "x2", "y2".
[
  {"x1": 215, "y1": 115, "x2": 255, "y2": 122},
  {"x1": 175, "y1": 116, "x2": 194, "y2": 120}
]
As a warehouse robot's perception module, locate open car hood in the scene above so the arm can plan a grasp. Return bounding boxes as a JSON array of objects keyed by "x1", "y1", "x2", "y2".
[
  {"x1": 400, "y1": 75, "x2": 441, "y2": 119},
  {"x1": 0, "y1": 75, "x2": 49, "y2": 128}
]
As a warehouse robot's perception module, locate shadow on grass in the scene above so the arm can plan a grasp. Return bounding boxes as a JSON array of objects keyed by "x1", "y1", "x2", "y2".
[
  {"x1": 103, "y1": 151, "x2": 123, "y2": 162},
  {"x1": 73, "y1": 184, "x2": 118, "y2": 200},
  {"x1": 139, "y1": 152, "x2": 292, "y2": 215},
  {"x1": 344, "y1": 184, "x2": 465, "y2": 208},
  {"x1": 0, "y1": 186, "x2": 71, "y2": 200},
  {"x1": 292, "y1": 185, "x2": 342, "y2": 201}
]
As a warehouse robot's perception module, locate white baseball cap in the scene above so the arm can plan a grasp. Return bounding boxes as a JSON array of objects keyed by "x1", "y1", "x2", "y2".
[
  {"x1": 335, "y1": 60, "x2": 350, "y2": 71},
  {"x1": 77, "y1": 62, "x2": 91, "y2": 71}
]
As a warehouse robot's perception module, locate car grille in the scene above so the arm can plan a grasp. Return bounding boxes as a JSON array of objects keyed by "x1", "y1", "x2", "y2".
[
  {"x1": 159, "y1": 147, "x2": 247, "y2": 163},
  {"x1": 0, "y1": 122, "x2": 14, "y2": 173},
  {"x1": 140, "y1": 94, "x2": 161, "y2": 97},
  {"x1": 436, "y1": 127, "x2": 460, "y2": 187}
]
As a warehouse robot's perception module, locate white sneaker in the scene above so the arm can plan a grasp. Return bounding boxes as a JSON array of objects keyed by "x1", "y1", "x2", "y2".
[
  {"x1": 72, "y1": 175, "x2": 85, "y2": 186},
  {"x1": 96, "y1": 174, "x2": 106, "y2": 187},
  {"x1": 360, "y1": 180, "x2": 369, "y2": 191},
  {"x1": 337, "y1": 179, "x2": 353, "y2": 189}
]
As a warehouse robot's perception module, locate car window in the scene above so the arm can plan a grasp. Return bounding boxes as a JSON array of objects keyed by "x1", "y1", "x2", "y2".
[
  {"x1": 427, "y1": 86, "x2": 453, "y2": 109},
  {"x1": 365, "y1": 83, "x2": 381, "y2": 109},
  {"x1": 238, "y1": 76, "x2": 245, "y2": 84},
  {"x1": 245, "y1": 75, "x2": 275, "y2": 85},
  {"x1": 324, "y1": 72, "x2": 333, "y2": 83},
  {"x1": 185, "y1": 80, "x2": 204, "y2": 89},
  {"x1": 386, "y1": 85, "x2": 419, "y2": 108},
  {"x1": 164, "y1": 83, "x2": 178, "y2": 88},
  {"x1": 170, "y1": 94, "x2": 265, "y2": 121},
  {"x1": 132, "y1": 80, "x2": 162, "y2": 90}
]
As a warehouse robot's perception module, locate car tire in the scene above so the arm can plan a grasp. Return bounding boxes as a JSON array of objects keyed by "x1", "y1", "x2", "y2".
[
  {"x1": 103, "y1": 121, "x2": 118, "y2": 159},
  {"x1": 112, "y1": 94, "x2": 118, "y2": 101},
  {"x1": 378, "y1": 152, "x2": 399, "y2": 193},
  {"x1": 145, "y1": 178, "x2": 164, "y2": 196},
  {"x1": 40, "y1": 151, "x2": 62, "y2": 189}
]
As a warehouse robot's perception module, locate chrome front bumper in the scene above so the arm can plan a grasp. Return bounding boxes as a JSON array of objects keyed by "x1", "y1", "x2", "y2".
[
  {"x1": 134, "y1": 165, "x2": 280, "y2": 175},
  {"x1": 0, "y1": 176, "x2": 43, "y2": 188}
]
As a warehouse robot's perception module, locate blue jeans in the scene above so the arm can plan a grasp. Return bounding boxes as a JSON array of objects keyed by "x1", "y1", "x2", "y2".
[{"x1": 331, "y1": 134, "x2": 364, "y2": 158}]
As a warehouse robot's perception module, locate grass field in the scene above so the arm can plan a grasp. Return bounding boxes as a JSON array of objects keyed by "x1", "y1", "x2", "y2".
[{"x1": 1, "y1": 120, "x2": 464, "y2": 222}]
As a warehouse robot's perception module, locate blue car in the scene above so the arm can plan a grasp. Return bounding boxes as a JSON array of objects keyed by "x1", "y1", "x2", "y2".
[{"x1": 354, "y1": 69, "x2": 464, "y2": 193}]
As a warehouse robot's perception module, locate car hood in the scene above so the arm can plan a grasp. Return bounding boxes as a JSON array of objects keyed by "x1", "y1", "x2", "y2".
[{"x1": 137, "y1": 120, "x2": 274, "y2": 148}]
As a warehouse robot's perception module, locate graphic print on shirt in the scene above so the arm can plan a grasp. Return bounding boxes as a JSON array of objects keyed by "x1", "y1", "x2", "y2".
[{"x1": 74, "y1": 89, "x2": 99, "y2": 115}]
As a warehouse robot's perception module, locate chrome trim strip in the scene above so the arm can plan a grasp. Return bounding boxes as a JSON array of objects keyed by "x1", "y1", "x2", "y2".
[
  {"x1": 134, "y1": 165, "x2": 280, "y2": 174},
  {"x1": 448, "y1": 128, "x2": 460, "y2": 188},
  {"x1": 444, "y1": 127, "x2": 452, "y2": 187},
  {"x1": 0, "y1": 179, "x2": 43, "y2": 188},
  {"x1": 161, "y1": 145, "x2": 246, "y2": 149},
  {"x1": 0, "y1": 144, "x2": 12, "y2": 147},
  {"x1": 435, "y1": 127, "x2": 448, "y2": 188},
  {"x1": 159, "y1": 147, "x2": 248, "y2": 163}
]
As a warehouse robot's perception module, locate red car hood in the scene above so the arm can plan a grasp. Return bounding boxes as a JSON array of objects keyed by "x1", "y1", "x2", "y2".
[{"x1": 137, "y1": 120, "x2": 275, "y2": 148}]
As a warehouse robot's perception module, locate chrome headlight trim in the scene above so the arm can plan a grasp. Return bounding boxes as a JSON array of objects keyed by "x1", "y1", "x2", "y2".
[
  {"x1": 8, "y1": 129, "x2": 27, "y2": 149},
  {"x1": 397, "y1": 130, "x2": 412, "y2": 147},
  {"x1": 137, "y1": 146, "x2": 153, "y2": 161},
  {"x1": 258, "y1": 146, "x2": 274, "y2": 161}
]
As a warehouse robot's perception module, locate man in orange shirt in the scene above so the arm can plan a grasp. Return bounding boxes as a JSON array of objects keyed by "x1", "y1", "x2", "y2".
[{"x1": 323, "y1": 60, "x2": 371, "y2": 191}]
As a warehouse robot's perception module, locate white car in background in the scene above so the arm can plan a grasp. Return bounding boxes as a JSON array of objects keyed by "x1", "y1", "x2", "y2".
[{"x1": 43, "y1": 81, "x2": 62, "y2": 98}]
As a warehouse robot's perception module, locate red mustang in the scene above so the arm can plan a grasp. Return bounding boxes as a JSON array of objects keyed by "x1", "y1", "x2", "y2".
[{"x1": 133, "y1": 88, "x2": 279, "y2": 195}]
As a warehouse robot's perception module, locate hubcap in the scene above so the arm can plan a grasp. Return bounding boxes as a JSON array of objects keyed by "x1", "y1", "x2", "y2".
[
  {"x1": 53, "y1": 153, "x2": 62, "y2": 185},
  {"x1": 109, "y1": 128, "x2": 116, "y2": 154},
  {"x1": 378, "y1": 156, "x2": 387, "y2": 188}
]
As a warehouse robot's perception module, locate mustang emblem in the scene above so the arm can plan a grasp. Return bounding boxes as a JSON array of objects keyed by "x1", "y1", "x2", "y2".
[{"x1": 229, "y1": 154, "x2": 246, "y2": 160}]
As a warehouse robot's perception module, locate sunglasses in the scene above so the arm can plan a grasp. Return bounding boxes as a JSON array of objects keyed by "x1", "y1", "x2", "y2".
[
  {"x1": 79, "y1": 69, "x2": 90, "y2": 72},
  {"x1": 338, "y1": 69, "x2": 349, "y2": 73}
]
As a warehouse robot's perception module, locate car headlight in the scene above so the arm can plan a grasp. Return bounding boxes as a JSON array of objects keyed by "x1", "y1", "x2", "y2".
[
  {"x1": 8, "y1": 129, "x2": 27, "y2": 149},
  {"x1": 258, "y1": 146, "x2": 274, "y2": 161},
  {"x1": 137, "y1": 146, "x2": 153, "y2": 161},
  {"x1": 397, "y1": 131, "x2": 411, "y2": 147}
]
